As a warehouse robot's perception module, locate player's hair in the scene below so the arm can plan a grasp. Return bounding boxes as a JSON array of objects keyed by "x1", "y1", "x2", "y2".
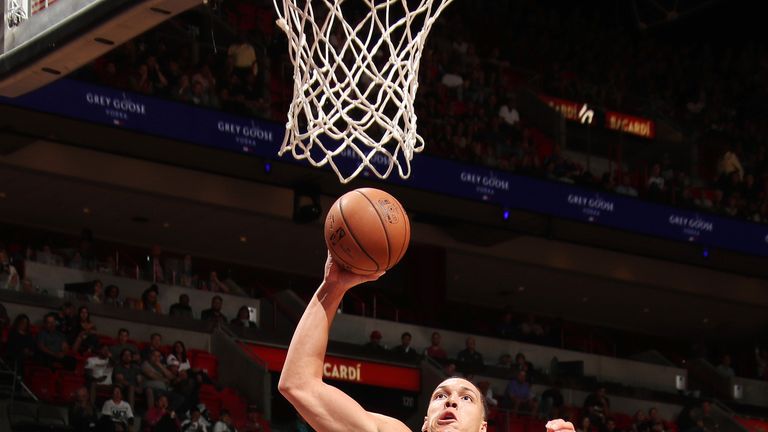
[{"x1": 444, "y1": 376, "x2": 488, "y2": 421}]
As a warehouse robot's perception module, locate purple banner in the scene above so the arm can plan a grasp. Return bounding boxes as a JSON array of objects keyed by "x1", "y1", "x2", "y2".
[{"x1": 3, "y1": 79, "x2": 768, "y2": 256}]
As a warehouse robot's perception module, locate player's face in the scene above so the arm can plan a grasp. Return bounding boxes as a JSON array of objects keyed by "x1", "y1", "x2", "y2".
[{"x1": 422, "y1": 378, "x2": 487, "y2": 432}]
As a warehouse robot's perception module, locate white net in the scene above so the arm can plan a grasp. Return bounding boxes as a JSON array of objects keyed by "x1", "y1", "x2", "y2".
[{"x1": 273, "y1": 0, "x2": 453, "y2": 184}]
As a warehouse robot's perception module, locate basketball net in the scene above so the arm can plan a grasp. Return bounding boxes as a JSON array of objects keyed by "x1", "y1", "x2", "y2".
[{"x1": 273, "y1": 0, "x2": 453, "y2": 184}]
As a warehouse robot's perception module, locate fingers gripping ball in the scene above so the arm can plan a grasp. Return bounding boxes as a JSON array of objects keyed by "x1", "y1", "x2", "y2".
[{"x1": 325, "y1": 188, "x2": 411, "y2": 275}]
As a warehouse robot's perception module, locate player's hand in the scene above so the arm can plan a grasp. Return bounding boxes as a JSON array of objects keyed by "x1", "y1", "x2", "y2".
[
  {"x1": 323, "y1": 251, "x2": 384, "y2": 291},
  {"x1": 546, "y1": 419, "x2": 575, "y2": 432}
]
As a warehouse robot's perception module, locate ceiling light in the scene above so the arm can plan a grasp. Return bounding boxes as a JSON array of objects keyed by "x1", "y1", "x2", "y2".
[
  {"x1": 0, "y1": 192, "x2": 6, "y2": 199},
  {"x1": 702, "y1": 318, "x2": 709, "y2": 324},
  {"x1": 82, "y1": 207, "x2": 91, "y2": 214},
  {"x1": 643, "y1": 307, "x2": 650, "y2": 313},
  {"x1": 162, "y1": 222, "x2": 170, "y2": 228},
  {"x1": 581, "y1": 297, "x2": 589, "y2": 303},
  {"x1": 517, "y1": 285, "x2": 525, "y2": 292},
  {"x1": 239, "y1": 236, "x2": 248, "y2": 243}
]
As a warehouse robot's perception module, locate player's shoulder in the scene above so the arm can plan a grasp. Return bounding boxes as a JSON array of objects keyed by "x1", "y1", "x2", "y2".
[{"x1": 371, "y1": 413, "x2": 411, "y2": 432}]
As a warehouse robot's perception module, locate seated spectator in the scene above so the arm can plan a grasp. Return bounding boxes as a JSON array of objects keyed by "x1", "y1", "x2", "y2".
[
  {"x1": 70, "y1": 386, "x2": 97, "y2": 432},
  {"x1": 213, "y1": 409, "x2": 236, "y2": 432},
  {"x1": 424, "y1": 331, "x2": 447, "y2": 360},
  {"x1": 110, "y1": 328, "x2": 140, "y2": 363},
  {"x1": 364, "y1": 330, "x2": 387, "y2": 354},
  {"x1": 170, "y1": 294, "x2": 194, "y2": 319},
  {"x1": 632, "y1": 410, "x2": 651, "y2": 432},
  {"x1": 756, "y1": 346, "x2": 768, "y2": 380},
  {"x1": 56, "y1": 302, "x2": 78, "y2": 341},
  {"x1": 443, "y1": 361, "x2": 457, "y2": 377},
  {"x1": 583, "y1": 386, "x2": 611, "y2": 428},
  {"x1": 678, "y1": 400, "x2": 718, "y2": 432},
  {"x1": 144, "y1": 394, "x2": 180, "y2": 431},
  {"x1": 514, "y1": 352, "x2": 534, "y2": 375},
  {"x1": 578, "y1": 417, "x2": 593, "y2": 432},
  {"x1": 649, "y1": 407, "x2": 666, "y2": 432},
  {"x1": 200, "y1": 296, "x2": 227, "y2": 324},
  {"x1": 241, "y1": 405, "x2": 271, "y2": 432},
  {"x1": 605, "y1": 418, "x2": 621, "y2": 432},
  {"x1": 167, "y1": 341, "x2": 192, "y2": 372},
  {"x1": 647, "y1": 163, "x2": 666, "y2": 200},
  {"x1": 540, "y1": 382, "x2": 564, "y2": 420},
  {"x1": 104, "y1": 284, "x2": 124, "y2": 308},
  {"x1": 98, "y1": 386, "x2": 134, "y2": 432},
  {"x1": 716, "y1": 354, "x2": 735, "y2": 378},
  {"x1": 142, "y1": 333, "x2": 167, "y2": 362},
  {"x1": 142, "y1": 348, "x2": 184, "y2": 411},
  {"x1": 147, "y1": 245, "x2": 166, "y2": 283},
  {"x1": 497, "y1": 353, "x2": 513, "y2": 368},
  {"x1": 231, "y1": 306, "x2": 257, "y2": 328},
  {"x1": 140, "y1": 284, "x2": 163, "y2": 313},
  {"x1": 208, "y1": 271, "x2": 230, "y2": 293},
  {"x1": 519, "y1": 314, "x2": 545, "y2": 340},
  {"x1": 90, "y1": 280, "x2": 104, "y2": 303},
  {"x1": 181, "y1": 406, "x2": 209, "y2": 432},
  {"x1": 475, "y1": 380, "x2": 498, "y2": 407},
  {"x1": 390, "y1": 332, "x2": 420, "y2": 361},
  {"x1": 0, "y1": 249, "x2": 20, "y2": 290},
  {"x1": 37, "y1": 312, "x2": 76, "y2": 370},
  {"x1": 615, "y1": 176, "x2": 639, "y2": 197},
  {"x1": 456, "y1": 336, "x2": 484, "y2": 374},
  {"x1": 505, "y1": 370, "x2": 538, "y2": 416},
  {"x1": 85, "y1": 344, "x2": 113, "y2": 401},
  {"x1": 74, "y1": 305, "x2": 99, "y2": 354},
  {"x1": 5, "y1": 313, "x2": 36, "y2": 372},
  {"x1": 113, "y1": 348, "x2": 150, "y2": 409}
]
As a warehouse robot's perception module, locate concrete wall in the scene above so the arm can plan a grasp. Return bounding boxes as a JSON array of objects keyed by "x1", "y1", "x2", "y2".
[
  {"x1": 24, "y1": 261, "x2": 259, "y2": 325},
  {"x1": 329, "y1": 314, "x2": 686, "y2": 394}
]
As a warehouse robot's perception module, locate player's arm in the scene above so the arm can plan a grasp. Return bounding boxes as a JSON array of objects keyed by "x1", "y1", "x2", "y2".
[{"x1": 278, "y1": 253, "x2": 408, "y2": 432}]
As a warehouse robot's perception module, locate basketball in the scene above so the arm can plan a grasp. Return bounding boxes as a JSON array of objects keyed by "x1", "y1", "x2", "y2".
[{"x1": 324, "y1": 188, "x2": 411, "y2": 275}]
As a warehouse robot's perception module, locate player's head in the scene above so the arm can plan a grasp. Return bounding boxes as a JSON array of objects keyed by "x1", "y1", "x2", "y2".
[{"x1": 422, "y1": 377, "x2": 488, "y2": 432}]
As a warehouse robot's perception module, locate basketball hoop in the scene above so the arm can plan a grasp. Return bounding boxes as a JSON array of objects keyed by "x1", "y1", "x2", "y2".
[{"x1": 273, "y1": 0, "x2": 453, "y2": 183}]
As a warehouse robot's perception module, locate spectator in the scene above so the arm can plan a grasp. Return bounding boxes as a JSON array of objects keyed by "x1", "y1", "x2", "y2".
[
  {"x1": 144, "y1": 394, "x2": 180, "y2": 432},
  {"x1": 718, "y1": 146, "x2": 744, "y2": 182},
  {"x1": 167, "y1": 341, "x2": 192, "y2": 372},
  {"x1": 514, "y1": 352, "x2": 534, "y2": 375},
  {"x1": 241, "y1": 405, "x2": 271, "y2": 432},
  {"x1": 605, "y1": 418, "x2": 621, "y2": 432},
  {"x1": 90, "y1": 280, "x2": 105, "y2": 303},
  {"x1": 5, "y1": 313, "x2": 36, "y2": 371},
  {"x1": 680, "y1": 400, "x2": 718, "y2": 432},
  {"x1": 475, "y1": 380, "x2": 498, "y2": 407},
  {"x1": 208, "y1": 271, "x2": 230, "y2": 293},
  {"x1": 147, "y1": 245, "x2": 166, "y2": 283},
  {"x1": 716, "y1": 354, "x2": 735, "y2": 378},
  {"x1": 231, "y1": 306, "x2": 257, "y2": 328},
  {"x1": 540, "y1": 382, "x2": 564, "y2": 420},
  {"x1": 363, "y1": 330, "x2": 387, "y2": 354},
  {"x1": 520, "y1": 314, "x2": 545, "y2": 340},
  {"x1": 756, "y1": 346, "x2": 768, "y2": 380},
  {"x1": 142, "y1": 333, "x2": 167, "y2": 362},
  {"x1": 578, "y1": 417, "x2": 593, "y2": 432},
  {"x1": 391, "y1": 331, "x2": 419, "y2": 361},
  {"x1": 179, "y1": 255, "x2": 194, "y2": 288},
  {"x1": 56, "y1": 302, "x2": 78, "y2": 341},
  {"x1": 456, "y1": 336, "x2": 484, "y2": 373},
  {"x1": 0, "y1": 249, "x2": 20, "y2": 290},
  {"x1": 74, "y1": 305, "x2": 99, "y2": 353},
  {"x1": 213, "y1": 409, "x2": 237, "y2": 432},
  {"x1": 113, "y1": 348, "x2": 150, "y2": 409},
  {"x1": 497, "y1": 353, "x2": 513, "y2": 368},
  {"x1": 583, "y1": 386, "x2": 611, "y2": 428},
  {"x1": 649, "y1": 407, "x2": 666, "y2": 432},
  {"x1": 505, "y1": 370, "x2": 538, "y2": 416},
  {"x1": 443, "y1": 361, "x2": 457, "y2": 376},
  {"x1": 37, "y1": 312, "x2": 76, "y2": 370},
  {"x1": 228, "y1": 33, "x2": 257, "y2": 78},
  {"x1": 170, "y1": 294, "x2": 194, "y2": 319},
  {"x1": 140, "y1": 284, "x2": 163, "y2": 313},
  {"x1": 70, "y1": 386, "x2": 98, "y2": 432},
  {"x1": 85, "y1": 344, "x2": 113, "y2": 402},
  {"x1": 615, "y1": 176, "x2": 639, "y2": 197},
  {"x1": 181, "y1": 406, "x2": 209, "y2": 432},
  {"x1": 647, "y1": 163, "x2": 666, "y2": 200},
  {"x1": 425, "y1": 331, "x2": 447, "y2": 360},
  {"x1": 632, "y1": 410, "x2": 651, "y2": 432},
  {"x1": 110, "y1": 328, "x2": 140, "y2": 363},
  {"x1": 201, "y1": 296, "x2": 227, "y2": 323},
  {"x1": 104, "y1": 284, "x2": 124, "y2": 308},
  {"x1": 98, "y1": 386, "x2": 134, "y2": 432},
  {"x1": 142, "y1": 348, "x2": 184, "y2": 411}
]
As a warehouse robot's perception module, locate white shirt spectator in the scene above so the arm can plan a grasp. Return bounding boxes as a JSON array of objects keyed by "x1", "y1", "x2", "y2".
[
  {"x1": 499, "y1": 105, "x2": 520, "y2": 126},
  {"x1": 718, "y1": 151, "x2": 744, "y2": 181},
  {"x1": 86, "y1": 356, "x2": 113, "y2": 385},
  {"x1": 441, "y1": 73, "x2": 463, "y2": 88},
  {"x1": 647, "y1": 176, "x2": 665, "y2": 190},
  {"x1": 182, "y1": 418, "x2": 210, "y2": 432},
  {"x1": 167, "y1": 353, "x2": 191, "y2": 372},
  {"x1": 213, "y1": 420, "x2": 236, "y2": 432},
  {"x1": 101, "y1": 399, "x2": 133, "y2": 423}
]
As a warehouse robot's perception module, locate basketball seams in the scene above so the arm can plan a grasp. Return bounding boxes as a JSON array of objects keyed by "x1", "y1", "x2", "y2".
[
  {"x1": 396, "y1": 206, "x2": 410, "y2": 264},
  {"x1": 356, "y1": 189, "x2": 392, "y2": 270},
  {"x1": 338, "y1": 193, "x2": 380, "y2": 272}
]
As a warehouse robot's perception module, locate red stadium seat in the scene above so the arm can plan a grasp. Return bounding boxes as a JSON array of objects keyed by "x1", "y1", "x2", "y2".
[
  {"x1": 58, "y1": 371, "x2": 85, "y2": 402},
  {"x1": 191, "y1": 352, "x2": 219, "y2": 380}
]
